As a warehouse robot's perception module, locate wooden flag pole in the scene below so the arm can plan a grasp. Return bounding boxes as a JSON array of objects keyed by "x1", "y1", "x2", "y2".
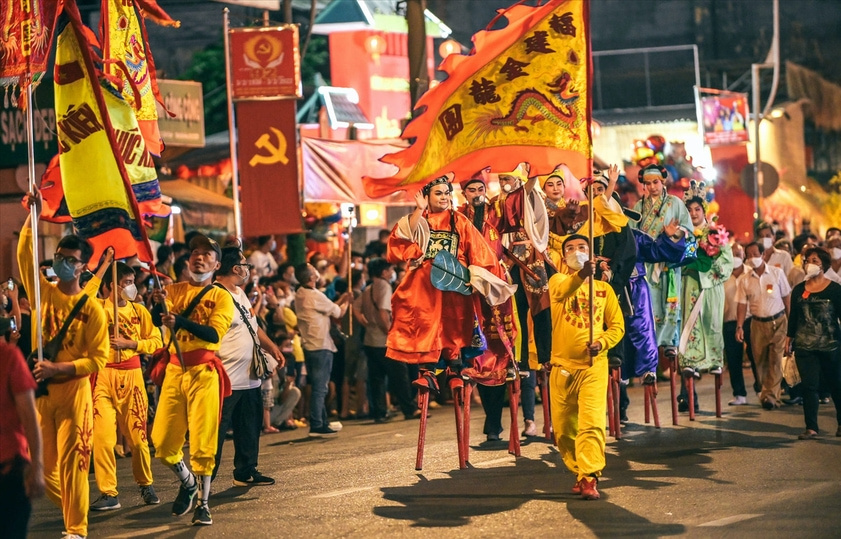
[
  {"x1": 25, "y1": 84, "x2": 44, "y2": 362},
  {"x1": 588, "y1": 178, "x2": 595, "y2": 367},
  {"x1": 112, "y1": 260, "x2": 120, "y2": 340}
]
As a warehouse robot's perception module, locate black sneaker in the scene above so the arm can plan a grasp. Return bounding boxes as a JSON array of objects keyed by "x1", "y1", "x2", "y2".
[
  {"x1": 140, "y1": 485, "x2": 160, "y2": 505},
  {"x1": 309, "y1": 426, "x2": 338, "y2": 437},
  {"x1": 232, "y1": 472, "x2": 275, "y2": 487},
  {"x1": 172, "y1": 476, "x2": 198, "y2": 516},
  {"x1": 642, "y1": 372, "x2": 657, "y2": 385},
  {"x1": 192, "y1": 503, "x2": 213, "y2": 526},
  {"x1": 90, "y1": 493, "x2": 121, "y2": 511}
]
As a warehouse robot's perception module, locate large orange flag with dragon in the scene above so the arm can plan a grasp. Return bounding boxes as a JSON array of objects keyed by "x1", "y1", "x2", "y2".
[{"x1": 364, "y1": 0, "x2": 592, "y2": 197}]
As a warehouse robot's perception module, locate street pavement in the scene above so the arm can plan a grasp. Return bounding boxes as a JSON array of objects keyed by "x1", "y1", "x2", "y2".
[{"x1": 27, "y1": 372, "x2": 841, "y2": 538}]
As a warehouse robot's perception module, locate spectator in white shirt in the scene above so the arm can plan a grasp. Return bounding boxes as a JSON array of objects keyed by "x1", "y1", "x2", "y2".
[
  {"x1": 756, "y1": 223, "x2": 793, "y2": 277},
  {"x1": 247, "y1": 236, "x2": 279, "y2": 278},
  {"x1": 736, "y1": 240, "x2": 792, "y2": 409},
  {"x1": 294, "y1": 263, "x2": 350, "y2": 436},
  {"x1": 724, "y1": 243, "x2": 758, "y2": 405}
]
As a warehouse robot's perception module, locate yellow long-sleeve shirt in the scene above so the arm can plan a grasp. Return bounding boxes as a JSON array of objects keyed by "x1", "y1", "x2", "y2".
[
  {"x1": 548, "y1": 271, "x2": 625, "y2": 370},
  {"x1": 164, "y1": 282, "x2": 233, "y2": 353},
  {"x1": 17, "y1": 226, "x2": 109, "y2": 376},
  {"x1": 99, "y1": 299, "x2": 162, "y2": 363}
]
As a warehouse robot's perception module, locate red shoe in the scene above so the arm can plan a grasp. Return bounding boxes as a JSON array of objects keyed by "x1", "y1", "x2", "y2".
[
  {"x1": 579, "y1": 477, "x2": 600, "y2": 500},
  {"x1": 571, "y1": 478, "x2": 583, "y2": 495}
]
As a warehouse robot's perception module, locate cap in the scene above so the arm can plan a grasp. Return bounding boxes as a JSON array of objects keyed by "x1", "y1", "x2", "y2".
[{"x1": 189, "y1": 234, "x2": 221, "y2": 260}]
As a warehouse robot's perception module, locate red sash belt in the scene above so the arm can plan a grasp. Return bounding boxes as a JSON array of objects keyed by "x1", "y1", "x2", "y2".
[
  {"x1": 106, "y1": 355, "x2": 141, "y2": 370},
  {"x1": 168, "y1": 349, "x2": 232, "y2": 412}
]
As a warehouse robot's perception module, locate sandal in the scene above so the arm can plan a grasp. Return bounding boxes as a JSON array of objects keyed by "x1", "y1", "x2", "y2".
[
  {"x1": 797, "y1": 429, "x2": 818, "y2": 440},
  {"x1": 262, "y1": 426, "x2": 280, "y2": 434}
]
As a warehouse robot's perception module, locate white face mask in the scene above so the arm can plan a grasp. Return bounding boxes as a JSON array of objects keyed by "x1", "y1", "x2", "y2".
[
  {"x1": 831, "y1": 248, "x2": 841, "y2": 261},
  {"x1": 747, "y1": 257, "x2": 763, "y2": 269},
  {"x1": 733, "y1": 258, "x2": 744, "y2": 269},
  {"x1": 565, "y1": 250, "x2": 590, "y2": 271},
  {"x1": 189, "y1": 269, "x2": 215, "y2": 282},
  {"x1": 120, "y1": 283, "x2": 138, "y2": 302},
  {"x1": 759, "y1": 237, "x2": 773, "y2": 250},
  {"x1": 502, "y1": 183, "x2": 514, "y2": 193},
  {"x1": 804, "y1": 263, "x2": 822, "y2": 280}
]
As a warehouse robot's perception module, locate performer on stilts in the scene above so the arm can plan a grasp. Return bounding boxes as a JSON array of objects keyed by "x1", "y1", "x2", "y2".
[
  {"x1": 457, "y1": 171, "x2": 519, "y2": 447},
  {"x1": 386, "y1": 175, "x2": 515, "y2": 469}
]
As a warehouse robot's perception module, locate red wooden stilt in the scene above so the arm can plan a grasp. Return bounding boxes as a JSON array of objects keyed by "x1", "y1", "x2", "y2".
[
  {"x1": 451, "y1": 380, "x2": 466, "y2": 470},
  {"x1": 645, "y1": 383, "x2": 661, "y2": 428},
  {"x1": 540, "y1": 371, "x2": 551, "y2": 441},
  {"x1": 415, "y1": 388, "x2": 429, "y2": 471},
  {"x1": 687, "y1": 373, "x2": 696, "y2": 421},
  {"x1": 611, "y1": 368, "x2": 622, "y2": 440},
  {"x1": 668, "y1": 350, "x2": 679, "y2": 426},
  {"x1": 462, "y1": 382, "x2": 473, "y2": 466},
  {"x1": 508, "y1": 376, "x2": 521, "y2": 456}
]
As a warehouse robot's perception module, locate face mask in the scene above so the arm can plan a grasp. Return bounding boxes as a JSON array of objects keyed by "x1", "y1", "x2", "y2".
[
  {"x1": 120, "y1": 283, "x2": 138, "y2": 301},
  {"x1": 54, "y1": 258, "x2": 79, "y2": 283},
  {"x1": 804, "y1": 263, "x2": 822, "y2": 280},
  {"x1": 389, "y1": 271, "x2": 397, "y2": 284},
  {"x1": 471, "y1": 195, "x2": 486, "y2": 206},
  {"x1": 189, "y1": 269, "x2": 215, "y2": 282},
  {"x1": 747, "y1": 257, "x2": 763, "y2": 269},
  {"x1": 565, "y1": 250, "x2": 590, "y2": 271},
  {"x1": 270, "y1": 240, "x2": 277, "y2": 251},
  {"x1": 759, "y1": 237, "x2": 773, "y2": 250},
  {"x1": 502, "y1": 183, "x2": 514, "y2": 193},
  {"x1": 831, "y1": 248, "x2": 841, "y2": 261},
  {"x1": 732, "y1": 258, "x2": 744, "y2": 269}
]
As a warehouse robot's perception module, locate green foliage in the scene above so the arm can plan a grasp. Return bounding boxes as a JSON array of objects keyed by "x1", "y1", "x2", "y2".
[{"x1": 301, "y1": 35, "x2": 331, "y2": 87}]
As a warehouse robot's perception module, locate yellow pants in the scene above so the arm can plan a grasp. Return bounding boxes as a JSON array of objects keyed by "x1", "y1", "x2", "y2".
[
  {"x1": 92, "y1": 368, "x2": 154, "y2": 496},
  {"x1": 151, "y1": 363, "x2": 220, "y2": 476},
  {"x1": 550, "y1": 361, "x2": 608, "y2": 481},
  {"x1": 38, "y1": 376, "x2": 93, "y2": 537}
]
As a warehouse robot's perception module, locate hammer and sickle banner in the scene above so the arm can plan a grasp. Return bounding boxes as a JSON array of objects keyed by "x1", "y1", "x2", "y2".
[
  {"x1": 363, "y1": 0, "x2": 592, "y2": 197},
  {"x1": 52, "y1": 3, "x2": 155, "y2": 263},
  {"x1": 236, "y1": 99, "x2": 303, "y2": 236}
]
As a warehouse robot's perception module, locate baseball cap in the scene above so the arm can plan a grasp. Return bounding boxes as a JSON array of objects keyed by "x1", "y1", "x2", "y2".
[{"x1": 188, "y1": 234, "x2": 221, "y2": 260}]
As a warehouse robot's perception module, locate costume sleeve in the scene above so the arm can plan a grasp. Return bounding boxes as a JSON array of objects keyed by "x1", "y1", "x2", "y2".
[
  {"x1": 633, "y1": 229, "x2": 686, "y2": 264},
  {"x1": 673, "y1": 198, "x2": 695, "y2": 234},
  {"x1": 135, "y1": 304, "x2": 163, "y2": 355},
  {"x1": 461, "y1": 213, "x2": 505, "y2": 280},
  {"x1": 598, "y1": 287, "x2": 625, "y2": 352},
  {"x1": 686, "y1": 250, "x2": 714, "y2": 273},
  {"x1": 492, "y1": 191, "x2": 524, "y2": 234},
  {"x1": 549, "y1": 272, "x2": 585, "y2": 302},
  {"x1": 706, "y1": 243, "x2": 734, "y2": 288},
  {"x1": 386, "y1": 220, "x2": 425, "y2": 264},
  {"x1": 72, "y1": 301, "x2": 109, "y2": 376}
]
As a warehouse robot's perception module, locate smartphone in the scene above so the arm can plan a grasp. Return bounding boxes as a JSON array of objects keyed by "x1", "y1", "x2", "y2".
[
  {"x1": 45, "y1": 267, "x2": 57, "y2": 279},
  {"x1": 10, "y1": 318, "x2": 17, "y2": 332},
  {"x1": 6, "y1": 278, "x2": 14, "y2": 291}
]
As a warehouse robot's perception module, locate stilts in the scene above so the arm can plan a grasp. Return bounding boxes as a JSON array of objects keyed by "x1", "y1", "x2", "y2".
[{"x1": 507, "y1": 374, "x2": 521, "y2": 456}]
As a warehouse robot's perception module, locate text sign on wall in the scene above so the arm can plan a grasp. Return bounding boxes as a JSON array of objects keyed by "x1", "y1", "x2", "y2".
[{"x1": 156, "y1": 79, "x2": 205, "y2": 148}]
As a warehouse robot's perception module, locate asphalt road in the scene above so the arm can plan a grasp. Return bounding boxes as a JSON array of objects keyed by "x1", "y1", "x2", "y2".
[{"x1": 27, "y1": 373, "x2": 841, "y2": 538}]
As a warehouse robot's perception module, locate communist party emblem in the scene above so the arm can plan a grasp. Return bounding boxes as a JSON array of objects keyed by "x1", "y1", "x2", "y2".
[
  {"x1": 243, "y1": 34, "x2": 284, "y2": 70},
  {"x1": 364, "y1": 0, "x2": 592, "y2": 198}
]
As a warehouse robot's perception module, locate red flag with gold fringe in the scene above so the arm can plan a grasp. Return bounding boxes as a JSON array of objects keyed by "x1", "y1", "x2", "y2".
[
  {"x1": 363, "y1": 0, "x2": 592, "y2": 197},
  {"x1": 0, "y1": 0, "x2": 59, "y2": 94}
]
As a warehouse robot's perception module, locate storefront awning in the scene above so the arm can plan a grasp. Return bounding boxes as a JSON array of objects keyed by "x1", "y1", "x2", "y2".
[{"x1": 160, "y1": 179, "x2": 234, "y2": 230}]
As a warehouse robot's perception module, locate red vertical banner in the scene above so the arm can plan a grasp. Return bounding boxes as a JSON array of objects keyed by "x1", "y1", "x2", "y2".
[
  {"x1": 230, "y1": 26, "x2": 301, "y2": 99},
  {"x1": 236, "y1": 100, "x2": 303, "y2": 236},
  {"x1": 710, "y1": 144, "x2": 755, "y2": 243}
]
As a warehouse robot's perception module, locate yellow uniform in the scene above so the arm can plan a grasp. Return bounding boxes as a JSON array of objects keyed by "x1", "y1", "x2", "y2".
[
  {"x1": 18, "y1": 227, "x2": 109, "y2": 537},
  {"x1": 548, "y1": 271, "x2": 624, "y2": 481},
  {"x1": 151, "y1": 282, "x2": 233, "y2": 476},
  {"x1": 93, "y1": 299, "x2": 162, "y2": 497}
]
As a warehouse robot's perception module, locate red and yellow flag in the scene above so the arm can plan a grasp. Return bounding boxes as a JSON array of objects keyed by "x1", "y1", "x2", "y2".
[
  {"x1": 53, "y1": 2, "x2": 154, "y2": 263},
  {"x1": 101, "y1": 0, "x2": 179, "y2": 156},
  {"x1": 364, "y1": 0, "x2": 592, "y2": 197},
  {"x1": 0, "y1": 0, "x2": 59, "y2": 91}
]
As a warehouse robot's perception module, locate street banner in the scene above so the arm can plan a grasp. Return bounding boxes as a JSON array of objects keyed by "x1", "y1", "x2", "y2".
[
  {"x1": 236, "y1": 99, "x2": 303, "y2": 235},
  {"x1": 0, "y1": 0, "x2": 59, "y2": 89},
  {"x1": 230, "y1": 25, "x2": 301, "y2": 100},
  {"x1": 695, "y1": 87, "x2": 750, "y2": 147},
  {"x1": 364, "y1": 0, "x2": 592, "y2": 197}
]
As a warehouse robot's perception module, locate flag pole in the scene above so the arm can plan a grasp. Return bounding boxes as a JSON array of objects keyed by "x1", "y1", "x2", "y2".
[
  {"x1": 223, "y1": 7, "x2": 243, "y2": 240},
  {"x1": 25, "y1": 84, "x2": 44, "y2": 362},
  {"x1": 588, "y1": 177, "x2": 595, "y2": 367},
  {"x1": 112, "y1": 260, "x2": 119, "y2": 340}
]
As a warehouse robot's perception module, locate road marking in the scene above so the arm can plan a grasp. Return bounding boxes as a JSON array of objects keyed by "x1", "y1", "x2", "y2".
[
  {"x1": 106, "y1": 525, "x2": 175, "y2": 538},
  {"x1": 698, "y1": 514, "x2": 762, "y2": 527},
  {"x1": 311, "y1": 486, "x2": 374, "y2": 498}
]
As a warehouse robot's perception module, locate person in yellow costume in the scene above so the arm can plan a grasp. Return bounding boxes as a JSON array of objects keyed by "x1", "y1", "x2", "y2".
[
  {"x1": 89, "y1": 262, "x2": 162, "y2": 511},
  {"x1": 18, "y1": 194, "x2": 109, "y2": 539},
  {"x1": 547, "y1": 234, "x2": 625, "y2": 501},
  {"x1": 150, "y1": 235, "x2": 234, "y2": 526}
]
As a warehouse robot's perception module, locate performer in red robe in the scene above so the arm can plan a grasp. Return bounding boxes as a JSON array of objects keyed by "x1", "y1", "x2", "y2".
[{"x1": 386, "y1": 175, "x2": 515, "y2": 378}]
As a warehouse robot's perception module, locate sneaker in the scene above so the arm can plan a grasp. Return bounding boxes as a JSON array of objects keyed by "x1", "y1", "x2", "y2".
[
  {"x1": 486, "y1": 432, "x2": 501, "y2": 442},
  {"x1": 522, "y1": 419, "x2": 538, "y2": 437},
  {"x1": 309, "y1": 426, "x2": 338, "y2": 437},
  {"x1": 328, "y1": 421, "x2": 343, "y2": 431},
  {"x1": 642, "y1": 372, "x2": 657, "y2": 385},
  {"x1": 728, "y1": 396, "x2": 748, "y2": 406},
  {"x1": 232, "y1": 472, "x2": 275, "y2": 487},
  {"x1": 172, "y1": 476, "x2": 198, "y2": 516},
  {"x1": 373, "y1": 415, "x2": 392, "y2": 424},
  {"x1": 191, "y1": 503, "x2": 213, "y2": 526},
  {"x1": 90, "y1": 494, "x2": 121, "y2": 511},
  {"x1": 782, "y1": 396, "x2": 803, "y2": 406},
  {"x1": 709, "y1": 366, "x2": 722, "y2": 375},
  {"x1": 579, "y1": 477, "x2": 600, "y2": 500},
  {"x1": 140, "y1": 485, "x2": 160, "y2": 505},
  {"x1": 819, "y1": 397, "x2": 831, "y2": 404},
  {"x1": 571, "y1": 478, "x2": 583, "y2": 495},
  {"x1": 677, "y1": 398, "x2": 689, "y2": 413},
  {"x1": 682, "y1": 367, "x2": 700, "y2": 379}
]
